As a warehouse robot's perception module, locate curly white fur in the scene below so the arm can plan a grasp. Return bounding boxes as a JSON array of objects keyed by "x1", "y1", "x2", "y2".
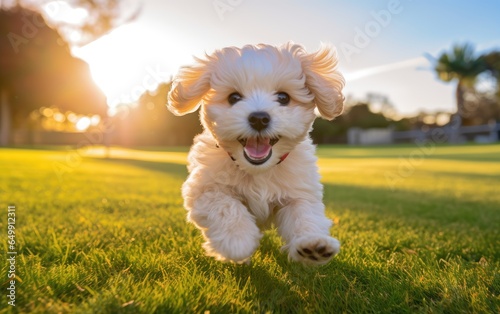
[{"x1": 168, "y1": 42, "x2": 345, "y2": 265}]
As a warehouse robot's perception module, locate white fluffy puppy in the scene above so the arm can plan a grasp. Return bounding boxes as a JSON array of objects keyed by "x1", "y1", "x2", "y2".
[{"x1": 168, "y1": 43, "x2": 345, "y2": 265}]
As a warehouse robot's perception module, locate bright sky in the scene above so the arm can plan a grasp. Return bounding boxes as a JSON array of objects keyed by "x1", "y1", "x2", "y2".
[{"x1": 66, "y1": 0, "x2": 500, "y2": 116}]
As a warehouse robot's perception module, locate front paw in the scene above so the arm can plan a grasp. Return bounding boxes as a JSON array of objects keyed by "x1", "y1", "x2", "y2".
[
  {"x1": 288, "y1": 235, "x2": 340, "y2": 266},
  {"x1": 202, "y1": 224, "x2": 262, "y2": 264}
]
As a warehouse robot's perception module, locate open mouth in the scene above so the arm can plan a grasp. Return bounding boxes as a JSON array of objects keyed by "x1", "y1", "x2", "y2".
[{"x1": 238, "y1": 136, "x2": 280, "y2": 165}]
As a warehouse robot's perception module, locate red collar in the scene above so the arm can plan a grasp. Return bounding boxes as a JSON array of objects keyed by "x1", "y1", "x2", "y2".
[{"x1": 277, "y1": 152, "x2": 289, "y2": 164}]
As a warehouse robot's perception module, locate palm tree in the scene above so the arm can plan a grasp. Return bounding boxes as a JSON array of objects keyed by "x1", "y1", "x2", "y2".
[
  {"x1": 483, "y1": 51, "x2": 500, "y2": 100},
  {"x1": 433, "y1": 43, "x2": 487, "y2": 132}
]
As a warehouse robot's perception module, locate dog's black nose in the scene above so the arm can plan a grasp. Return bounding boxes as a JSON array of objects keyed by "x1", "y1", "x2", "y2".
[{"x1": 248, "y1": 111, "x2": 271, "y2": 131}]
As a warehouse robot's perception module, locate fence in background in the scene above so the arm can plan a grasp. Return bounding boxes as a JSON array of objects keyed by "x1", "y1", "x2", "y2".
[{"x1": 348, "y1": 122, "x2": 500, "y2": 145}]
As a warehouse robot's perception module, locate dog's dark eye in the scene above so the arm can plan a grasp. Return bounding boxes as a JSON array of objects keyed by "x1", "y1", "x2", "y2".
[
  {"x1": 228, "y1": 92, "x2": 243, "y2": 105},
  {"x1": 276, "y1": 92, "x2": 290, "y2": 106}
]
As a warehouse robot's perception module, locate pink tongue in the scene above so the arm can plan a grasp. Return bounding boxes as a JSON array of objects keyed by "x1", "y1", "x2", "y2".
[{"x1": 244, "y1": 137, "x2": 272, "y2": 159}]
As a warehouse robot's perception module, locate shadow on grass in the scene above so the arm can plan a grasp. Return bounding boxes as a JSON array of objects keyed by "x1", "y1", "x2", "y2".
[
  {"x1": 429, "y1": 170, "x2": 500, "y2": 180},
  {"x1": 123, "y1": 146, "x2": 190, "y2": 153},
  {"x1": 324, "y1": 182, "x2": 500, "y2": 232},
  {"x1": 90, "y1": 157, "x2": 188, "y2": 180},
  {"x1": 426, "y1": 153, "x2": 500, "y2": 162},
  {"x1": 318, "y1": 153, "x2": 500, "y2": 163},
  {"x1": 317, "y1": 143, "x2": 500, "y2": 163}
]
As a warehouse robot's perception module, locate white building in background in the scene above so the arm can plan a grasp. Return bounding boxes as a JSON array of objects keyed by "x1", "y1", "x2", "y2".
[{"x1": 347, "y1": 127, "x2": 392, "y2": 145}]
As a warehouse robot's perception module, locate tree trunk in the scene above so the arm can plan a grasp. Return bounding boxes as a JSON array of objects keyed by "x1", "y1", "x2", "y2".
[
  {"x1": 456, "y1": 81, "x2": 465, "y2": 120},
  {"x1": 0, "y1": 89, "x2": 11, "y2": 146},
  {"x1": 450, "y1": 82, "x2": 465, "y2": 143}
]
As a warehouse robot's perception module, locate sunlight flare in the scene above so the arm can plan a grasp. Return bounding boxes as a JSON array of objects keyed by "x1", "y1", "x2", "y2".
[{"x1": 75, "y1": 116, "x2": 91, "y2": 131}]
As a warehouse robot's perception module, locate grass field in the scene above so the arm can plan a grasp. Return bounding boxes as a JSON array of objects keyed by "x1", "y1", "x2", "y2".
[{"x1": 1, "y1": 143, "x2": 499, "y2": 313}]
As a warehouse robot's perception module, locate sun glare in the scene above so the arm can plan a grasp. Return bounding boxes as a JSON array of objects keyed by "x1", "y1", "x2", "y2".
[
  {"x1": 72, "y1": 24, "x2": 147, "y2": 107},
  {"x1": 71, "y1": 22, "x2": 196, "y2": 111}
]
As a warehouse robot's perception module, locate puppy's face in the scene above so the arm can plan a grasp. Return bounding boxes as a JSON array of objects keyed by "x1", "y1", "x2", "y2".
[{"x1": 168, "y1": 43, "x2": 344, "y2": 173}]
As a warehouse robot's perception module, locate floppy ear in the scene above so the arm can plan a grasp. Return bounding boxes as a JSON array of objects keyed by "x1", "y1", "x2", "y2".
[
  {"x1": 167, "y1": 57, "x2": 211, "y2": 116},
  {"x1": 301, "y1": 44, "x2": 345, "y2": 120}
]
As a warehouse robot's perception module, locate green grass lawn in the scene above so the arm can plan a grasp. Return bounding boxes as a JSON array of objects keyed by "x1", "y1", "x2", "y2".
[{"x1": 1, "y1": 144, "x2": 499, "y2": 313}]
